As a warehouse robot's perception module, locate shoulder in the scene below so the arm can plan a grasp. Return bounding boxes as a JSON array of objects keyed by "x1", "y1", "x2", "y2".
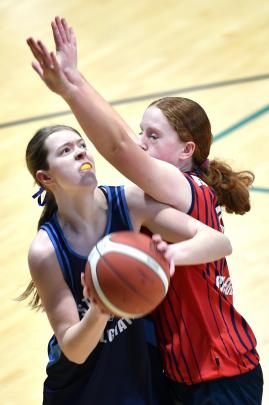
[
  {"x1": 124, "y1": 185, "x2": 162, "y2": 209},
  {"x1": 124, "y1": 185, "x2": 169, "y2": 229},
  {"x1": 28, "y1": 229, "x2": 57, "y2": 278}
]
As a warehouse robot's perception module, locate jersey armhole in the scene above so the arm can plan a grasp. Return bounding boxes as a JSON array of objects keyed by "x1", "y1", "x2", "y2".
[
  {"x1": 184, "y1": 174, "x2": 195, "y2": 215},
  {"x1": 119, "y1": 186, "x2": 134, "y2": 231}
]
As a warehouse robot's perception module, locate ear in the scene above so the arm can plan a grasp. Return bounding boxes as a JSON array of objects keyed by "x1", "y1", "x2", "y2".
[
  {"x1": 36, "y1": 170, "x2": 53, "y2": 187},
  {"x1": 181, "y1": 141, "x2": 195, "y2": 159}
]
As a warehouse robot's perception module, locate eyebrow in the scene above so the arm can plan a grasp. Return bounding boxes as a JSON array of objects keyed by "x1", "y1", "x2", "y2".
[
  {"x1": 55, "y1": 141, "x2": 73, "y2": 152},
  {"x1": 139, "y1": 124, "x2": 160, "y2": 131},
  {"x1": 146, "y1": 126, "x2": 160, "y2": 134},
  {"x1": 56, "y1": 139, "x2": 84, "y2": 152}
]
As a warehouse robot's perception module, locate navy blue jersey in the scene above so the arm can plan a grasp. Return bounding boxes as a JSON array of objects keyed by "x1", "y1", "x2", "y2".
[{"x1": 40, "y1": 185, "x2": 170, "y2": 405}]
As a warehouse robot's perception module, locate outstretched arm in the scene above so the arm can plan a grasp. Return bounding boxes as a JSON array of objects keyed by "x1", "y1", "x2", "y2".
[
  {"x1": 142, "y1": 204, "x2": 233, "y2": 266},
  {"x1": 26, "y1": 17, "x2": 191, "y2": 212},
  {"x1": 126, "y1": 186, "x2": 232, "y2": 268}
]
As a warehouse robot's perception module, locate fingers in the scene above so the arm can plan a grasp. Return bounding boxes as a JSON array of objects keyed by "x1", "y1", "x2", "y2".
[
  {"x1": 50, "y1": 51, "x2": 60, "y2": 72},
  {"x1": 69, "y1": 26, "x2": 77, "y2": 47},
  {"x1": 51, "y1": 19, "x2": 62, "y2": 49},
  {"x1": 152, "y1": 233, "x2": 162, "y2": 243},
  {"x1": 169, "y1": 258, "x2": 175, "y2": 277},
  {"x1": 55, "y1": 16, "x2": 68, "y2": 44},
  {"x1": 152, "y1": 233, "x2": 175, "y2": 276},
  {"x1": 27, "y1": 37, "x2": 54, "y2": 70},
  {"x1": 61, "y1": 17, "x2": 71, "y2": 42},
  {"x1": 31, "y1": 60, "x2": 44, "y2": 79},
  {"x1": 37, "y1": 40, "x2": 53, "y2": 68},
  {"x1": 81, "y1": 272, "x2": 91, "y2": 301},
  {"x1": 152, "y1": 234, "x2": 168, "y2": 253},
  {"x1": 52, "y1": 16, "x2": 77, "y2": 52},
  {"x1": 52, "y1": 16, "x2": 69, "y2": 48},
  {"x1": 81, "y1": 272, "x2": 86, "y2": 288},
  {"x1": 27, "y1": 37, "x2": 43, "y2": 64}
]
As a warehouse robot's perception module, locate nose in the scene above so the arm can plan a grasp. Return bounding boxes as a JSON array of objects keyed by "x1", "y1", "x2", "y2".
[
  {"x1": 75, "y1": 147, "x2": 87, "y2": 160},
  {"x1": 137, "y1": 135, "x2": 148, "y2": 151}
]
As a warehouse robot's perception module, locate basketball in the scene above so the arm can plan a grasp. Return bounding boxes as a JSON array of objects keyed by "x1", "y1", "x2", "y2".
[{"x1": 84, "y1": 231, "x2": 170, "y2": 318}]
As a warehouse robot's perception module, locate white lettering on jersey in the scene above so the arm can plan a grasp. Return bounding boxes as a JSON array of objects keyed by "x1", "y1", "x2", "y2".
[
  {"x1": 191, "y1": 174, "x2": 225, "y2": 233},
  {"x1": 77, "y1": 297, "x2": 91, "y2": 318},
  {"x1": 78, "y1": 298, "x2": 133, "y2": 344},
  {"x1": 216, "y1": 276, "x2": 233, "y2": 296},
  {"x1": 191, "y1": 174, "x2": 208, "y2": 187},
  {"x1": 100, "y1": 318, "x2": 133, "y2": 343},
  {"x1": 215, "y1": 204, "x2": 225, "y2": 233}
]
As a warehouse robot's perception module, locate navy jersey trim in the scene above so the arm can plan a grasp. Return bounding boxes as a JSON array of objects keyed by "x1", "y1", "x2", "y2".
[
  {"x1": 99, "y1": 185, "x2": 113, "y2": 233},
  {"x1": 218, "y1": 295, "x2": 244, "y2": 374},
  {"x1": 230, "y1": 306, "x2": 250, "y2": 352},
  {"x1": 53, "y1": 213, "x2": 88, "y2": 260},
  {"x1": 40, "y1": 222, "x2": 75, "y2": 291},
  {"x1": 200, "y1": 186, "x2": 209, "y2": 224},
  {"x1": 172, "y1": 284, "x2": 202, "y2": 381},
  {"x1": 206, "y1": 281, "x2": 230, "y2": 356},
  {"x1": 184, "y1": 174, "x2": 195, "y2": 215},
  {"x1": 118, "y1": 186, "x2": 134, "y2": 231}
]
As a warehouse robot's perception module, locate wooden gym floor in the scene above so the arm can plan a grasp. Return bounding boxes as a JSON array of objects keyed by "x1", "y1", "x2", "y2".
[{"x1": 0, "y1": 1, "x2": 268, "y2": 403}]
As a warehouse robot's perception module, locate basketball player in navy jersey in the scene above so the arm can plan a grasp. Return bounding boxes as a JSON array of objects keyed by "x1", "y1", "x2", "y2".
[
  {"x1": 21, "y1": 125, "x2": 231, "y2": 404},
  {"x1": 26, "y1": 17, "x2": 263, "y2": 404}
]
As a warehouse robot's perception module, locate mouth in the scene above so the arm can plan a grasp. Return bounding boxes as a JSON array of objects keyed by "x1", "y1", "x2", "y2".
[{"x1": 80, "y1": 162, "x2": 93, "y2": 171}]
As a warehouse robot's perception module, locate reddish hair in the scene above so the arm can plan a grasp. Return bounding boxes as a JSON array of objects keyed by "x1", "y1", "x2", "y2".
[{"x1": 149, "y1": 97, "x2": 254, "y2": 215}]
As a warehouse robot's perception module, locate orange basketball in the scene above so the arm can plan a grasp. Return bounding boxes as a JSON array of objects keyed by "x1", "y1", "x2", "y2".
[{"x1": 85, "y1": 231, "x2": 170, "y2": 318}]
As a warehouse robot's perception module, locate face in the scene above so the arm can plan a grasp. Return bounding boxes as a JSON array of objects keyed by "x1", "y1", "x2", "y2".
[
  {"x1": 138, "y1": 106, "x2": 186, "y2": 167},
  {"x1": 39, "y1": 129, "x2": 97, "y2": 192}
]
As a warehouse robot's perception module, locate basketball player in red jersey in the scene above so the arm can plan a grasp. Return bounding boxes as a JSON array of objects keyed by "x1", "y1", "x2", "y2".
[{"x1": 26, "y1": 17, "x2": 263, "y2": 404}]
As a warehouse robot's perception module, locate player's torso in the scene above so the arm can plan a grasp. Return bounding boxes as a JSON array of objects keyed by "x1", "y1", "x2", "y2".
[
  {"x1": 151, "y1": 172, "x2": 259, "y2": 384},
  {"x1": 42, "y1": 185, "x2": 170, "y2": 405}
]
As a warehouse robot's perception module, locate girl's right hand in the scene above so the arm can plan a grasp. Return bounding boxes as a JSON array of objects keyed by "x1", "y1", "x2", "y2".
[{"x1": 81, "y1": 273, "x2": 111, "y2": 317}]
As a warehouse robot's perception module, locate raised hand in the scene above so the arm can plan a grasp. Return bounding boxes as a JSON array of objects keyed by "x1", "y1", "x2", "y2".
[
  {"x1": 27, "y1": 37, "x2": 69, "y2": 96},
  {"x1": 52, "y1": 16, "x2": 78, "y2": 72},
  {"x1": 26, "y1": 16, "x2": 81, "y2": 99}
]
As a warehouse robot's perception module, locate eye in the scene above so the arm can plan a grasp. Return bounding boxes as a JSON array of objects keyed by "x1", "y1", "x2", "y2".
[
  {"x1": 148, "y1": 133, "x2": 158, "y2": 140},
  {"x1": 79, "y1": 141, "x2": 87, "y2": 149},
  {"x1": 61, "y1": 146, "x2": 71, "y2": 154}
]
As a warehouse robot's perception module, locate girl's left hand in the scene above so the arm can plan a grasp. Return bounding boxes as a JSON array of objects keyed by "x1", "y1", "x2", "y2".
[{"x1": 152, "y1": 234, "x2": 175, "y2": 276}]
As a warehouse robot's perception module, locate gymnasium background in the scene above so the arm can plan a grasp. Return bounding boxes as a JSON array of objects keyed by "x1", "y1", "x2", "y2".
[{"x1": 0, "y1": 1, "x2": 268, "y2": 403}]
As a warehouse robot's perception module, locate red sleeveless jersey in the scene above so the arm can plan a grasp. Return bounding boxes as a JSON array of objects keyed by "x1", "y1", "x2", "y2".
[{"x1": 143, "y1": 171, "x2": 259, "y2": 385}]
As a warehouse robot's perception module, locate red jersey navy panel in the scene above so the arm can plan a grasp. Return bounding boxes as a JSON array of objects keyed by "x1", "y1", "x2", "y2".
[
  {"x1": 40, "y1": 185, "x2": 171, "y2": 405},
  {"x1": 146, "y1": 172, "x2": 259, "y2": 385}
]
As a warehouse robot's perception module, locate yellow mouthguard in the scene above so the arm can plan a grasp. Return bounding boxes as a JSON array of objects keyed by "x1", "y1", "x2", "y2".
[{"x1": 80, "y1": 163, "x2": 92, "y2": 171}]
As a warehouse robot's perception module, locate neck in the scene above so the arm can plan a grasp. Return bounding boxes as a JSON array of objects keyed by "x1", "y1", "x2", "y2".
[
  {"x1": 179, "y1": 159, "x2": 193, "y2": 172},
  {"x1": 55, "y1": 188, "x2": 106, "y2": 233}
]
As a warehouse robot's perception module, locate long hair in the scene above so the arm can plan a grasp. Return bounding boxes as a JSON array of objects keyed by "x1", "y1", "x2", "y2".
[
  {"x1": 17, "y1": 125, "x2": 81, "y2": 310},
  {"x1": 149, "y1": 97, "x2": 254, "y2": 214}
]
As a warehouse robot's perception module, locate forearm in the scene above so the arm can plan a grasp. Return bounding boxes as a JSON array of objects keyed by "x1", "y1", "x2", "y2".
[
  {"x1": 60, "y1": 304, "x2": 109, "y2": 364},
  {"x1": 167, "y1": 230, "x2": 232, "y2": 266},
  {"x1": 64, "y1": 72, "x2": 135, "y2": 159}
]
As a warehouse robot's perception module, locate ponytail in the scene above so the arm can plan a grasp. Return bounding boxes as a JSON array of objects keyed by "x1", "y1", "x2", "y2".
[
  {"x1": 204, "y1": 159, "x2": 254, "y2": 215},
  {"x1": 37, "y1": 191, "x2": 57, "y2": 229},
  {"x1": 17, "y1": 192, "x2": 57, "y2": 310}
]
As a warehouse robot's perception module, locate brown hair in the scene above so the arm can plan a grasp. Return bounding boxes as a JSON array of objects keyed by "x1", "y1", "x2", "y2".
[
  {"x1": 149, "y1": 97, "x2": 254, "y2": 215},
  {"x1": 18, "y1": 125, "x2": 81, "y2": 310}
]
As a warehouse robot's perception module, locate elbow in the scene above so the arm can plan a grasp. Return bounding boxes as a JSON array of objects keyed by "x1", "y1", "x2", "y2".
[
  {"x1": 61, "y1": 340, "x2": 99, "y2": 364},
  {"x1": 72, "y1": 356, "x2": 87, "y2": 365},
  {"x1": 63, "y1": 350, "x2": 89, "y2": 365},
  {"x1": 225, "y1": 238, "x2": 233, "y2": 257}
]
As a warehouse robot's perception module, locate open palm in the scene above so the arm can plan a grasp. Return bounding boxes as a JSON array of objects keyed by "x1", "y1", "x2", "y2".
[{"x1": 52, "y1": 16, "x2": 78, "y2": 72}]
